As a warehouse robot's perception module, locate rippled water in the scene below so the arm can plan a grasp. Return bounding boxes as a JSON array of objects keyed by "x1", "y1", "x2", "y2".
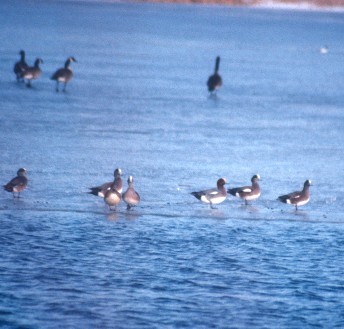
[{"x1": 1, "y1": 1, "x2": 344, "y2": 328}]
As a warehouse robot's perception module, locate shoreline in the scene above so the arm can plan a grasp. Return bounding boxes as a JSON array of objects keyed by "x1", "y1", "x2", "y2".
[{"x1": 62, "y1": 0, "x2": 344, "y2": 12}]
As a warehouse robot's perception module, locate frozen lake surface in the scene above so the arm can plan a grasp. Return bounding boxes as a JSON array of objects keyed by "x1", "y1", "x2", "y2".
[{"x1": 0, "y1": 1, "x2": 344, "y2": 328}]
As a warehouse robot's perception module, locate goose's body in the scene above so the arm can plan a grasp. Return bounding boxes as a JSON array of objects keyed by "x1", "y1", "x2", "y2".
[
  {"x1": 191, "y1": 178, "x2": 227, "y2": 208},
  {"x1": 51, "y1": 57, "x2": 77, "y2": 92},
  {"x1": 21, "y1": 58, "x2": 43, "y2": 87},
  {"x1": 207, "y1": 56, "x2": 222, "y2": 94},
  {"x1": 14, "y1": 50, "x2": 29, "y2": 81},
  {"x1": 89, "y1": 168, "x2": 122, "y2": 198},
  {"x1": 228, "y1": 174, "x2": 261, "y2": 205},
  {"x1": 123, "y1": 176, "x2": 140, "y2": 210},
  {"x1": 3, "y1": 168, "x2": 28, "y2": 198},
  {"x1": 278, "y1": 180, "x2": 311, "y2": 210}
]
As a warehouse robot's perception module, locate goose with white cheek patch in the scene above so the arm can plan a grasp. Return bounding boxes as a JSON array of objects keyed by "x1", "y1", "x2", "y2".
[
  {"x1": 123, "y1": 176, "x2": 140, "y2": 210},
  {"x1": 21, "y1": 58, "x2": 43, "y2": 87},
  {"x1": 88, "y1": 168, "x2": 123, "y2": 198},
  {"x1": 3, "y1": 168, "x2": 28, "y2": 198},
  {"x1": 278, "y1": 180, "x2": 311, "y2": 210},
  {"x1": 51, "y1": 57, "x2": 77, "y2": 92},
  {"x1": 191, "y1": 178, "x2": 227, "y2": 209},
  {"x1": 228, "y1": 174, "x2": 261, "y2": 205},
  {"x1": 207, "y1": 56, "x2": 222, "y2": 95},
  {"x1": 14, "y1": 50, "x2": 29, "y2": 82}
]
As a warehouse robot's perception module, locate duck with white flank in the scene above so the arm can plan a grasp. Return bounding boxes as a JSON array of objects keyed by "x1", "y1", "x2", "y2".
[
  {"x1": 3, "y1": 168, "x2": 28, "y2": 198},
  {"x1": 123, "y1": 176, "x2": 140, "y2": 210},
  {"x1": 51, "y1": 57, "x2": 77, "y2": 92},
  {"x1": 14, "y1": 50, "x2": 29, "y2": 82},
  {"x1": 278, "y1": 180, "x2": 311, "y2": 210},
  {"x1": 228, "y1": 174, "x2": 261, "y2": 205},
  {"x1": 207, "y1": 56, "x2": 222, "y2": 94},
  {"x1": 104, "y1": 184, "x2": 122, "y2": 210},
  {"x1": 191, "y1": 178, "x2": 227, "y2": 209},
  {"x1": 20, "y1": 58, "x2": 43, "y2": 87},
  {"x1": 89, "y1": 168, "x2": 123, "y2": 198}
]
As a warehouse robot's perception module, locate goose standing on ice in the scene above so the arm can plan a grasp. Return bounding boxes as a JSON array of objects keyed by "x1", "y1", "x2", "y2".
[
  {"x1": 51, "y1": 57, "x2": 77, "y2": 92},
  {"x1": 207, "y1": 56, "x2": 222, "y2": 95},
  {"x1": 14, "y1": 50, "x2": 29, "y2": 82},
  {"x1": 21, "y1": 58, "x2": 43, "y2": 87}
]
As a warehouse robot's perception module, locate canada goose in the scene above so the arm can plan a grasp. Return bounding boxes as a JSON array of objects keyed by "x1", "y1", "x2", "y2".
[
  {"x1": 14, "y1": 50, "x2": 29, "y2": 82},
  {"x1": 207, "y1": 56, "x2": 222, "y2": 94},
  {"x1": 21, "y1": 58, "x2": 43, "y2": 87},
  {"x1": 51, "y1": 57, "x2": 77, "y2": 92}
]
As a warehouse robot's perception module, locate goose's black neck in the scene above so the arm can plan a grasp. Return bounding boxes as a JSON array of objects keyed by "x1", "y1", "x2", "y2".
[{"x1": 215, "y1": 56, "x2": 220, "y2": 73}]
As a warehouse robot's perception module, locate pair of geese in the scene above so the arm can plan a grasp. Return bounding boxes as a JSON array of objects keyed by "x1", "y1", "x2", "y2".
[
  {"x1": 4, "y1": 169, "x2": 311, "y2": 211},
  {"x1": 191, "y1": 175, "x2": 312, "y2": 210},
  {"x1": 13, "y1": 50, "x2": 76, "y2": 92}
]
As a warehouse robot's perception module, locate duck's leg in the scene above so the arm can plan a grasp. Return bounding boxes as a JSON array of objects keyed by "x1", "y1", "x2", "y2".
[
  {"x1": 63, "y1": 83, "x2": 67, "y2": 92},
  {"x1": 27, "y1": 80, "x2": 32, "y2": 88},
  {"x1": 56, "y1": 81, "x2": 59, "y2": 92}
]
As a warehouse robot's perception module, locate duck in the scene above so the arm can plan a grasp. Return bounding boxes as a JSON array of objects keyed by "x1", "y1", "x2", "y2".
[
  {"x1": 104, "y1": 185, "x2": 122, "y2": 210},
  {"x1": 14, "y1": 50, "x2": 29, "y2": 82},
  {"x1": 191, "y1": 178, "x2": 227, "y2": 208},
  {"x1": 3, "y1": 168, "x2": 28, "y2": 198},
  {"x1": 123, "y1": 176, "x2": 140, "y2": 210},
  {"x1": 278, "y1": 180, "x2": 311, "y2": 210},
  {"x1": 207, "y1": 56, "x2": 222, "y2": 94},
  {"x1": 89, "y1": 168, "x2": 122, "y2": 198},
  {"x1": 228, "y1": 174, "x2": 261, "y2": 205},
  {"x1": 51, "y1": 57, "x2": 77, "y2": 92},
  {"x1": 21, "y1": 58, "x2": 43, "y2": 87}
]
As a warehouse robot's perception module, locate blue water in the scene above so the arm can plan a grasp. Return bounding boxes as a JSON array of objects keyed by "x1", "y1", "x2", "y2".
[{"x1": 1, "y1": 1, "x2": 344, "y2": 328}]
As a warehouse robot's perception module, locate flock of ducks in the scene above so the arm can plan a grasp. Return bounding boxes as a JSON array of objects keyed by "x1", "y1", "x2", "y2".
[
  {"x1": 14, "y1": 50, "x2": 77, "y2": 92},
  {"x1": 3, "y1": 168, "x2": 140, "y2": 211},
  {"x1": 3, "y1": 168, "x2": 312, "y2": 211},
  {"x1": 6, "y1": 52, "x2": 312, "y2": 212}
]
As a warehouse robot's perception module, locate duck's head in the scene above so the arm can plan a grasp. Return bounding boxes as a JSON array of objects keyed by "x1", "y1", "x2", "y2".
[
  {"x1": 19, "y1": 50, "x2": 25, "y2": 56},
  {"x1": 35, "y1": 58, "x2": 43, "y2": 66},
  {"x1": 252, "y1": 174, "x2": 261, "y2": 183},
  {"x1": 217, "y1": 178, "x2": 227, "y2": 188},
  {"x1": 17, "y1": 168, "x2": 27, "y2": 176},
  {"x1": 114, "y1": 168, "x2": 122, "y2": 177},
  {"x1": 304, "y1": 180, "x2": 311, "y2": 187},
  {"x1": 127, "y1": 176, "x2": 134, "y2": 184}
]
